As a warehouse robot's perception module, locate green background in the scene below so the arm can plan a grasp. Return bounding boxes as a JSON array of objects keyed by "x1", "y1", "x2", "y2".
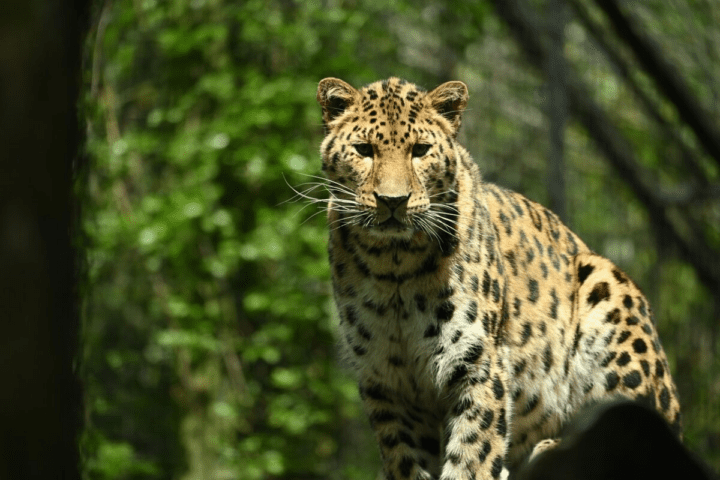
[{"x1": 80, "y1": 0, "x2": 720, "y2": 478}]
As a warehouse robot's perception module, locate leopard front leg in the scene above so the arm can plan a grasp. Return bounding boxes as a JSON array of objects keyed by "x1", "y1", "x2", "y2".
[
  {"x1": 439, "y1": 357, "x2": 510, "y2": 480},
  {"x1": 360, "y1": 380, "x2": 443, "y2": 480}
]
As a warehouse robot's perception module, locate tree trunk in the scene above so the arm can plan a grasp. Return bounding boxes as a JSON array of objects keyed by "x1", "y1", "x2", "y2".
[{"x1": 0, "y1": 2, "x2": 87, "y2": 478}]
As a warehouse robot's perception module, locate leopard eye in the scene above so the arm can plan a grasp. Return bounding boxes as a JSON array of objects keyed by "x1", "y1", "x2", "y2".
[
  {"x1": 412, "y1": 144, "x2": 431, "y2": 157},
  {"x1": 353, "y1": 143, "x2": 374, "y2": 157}
]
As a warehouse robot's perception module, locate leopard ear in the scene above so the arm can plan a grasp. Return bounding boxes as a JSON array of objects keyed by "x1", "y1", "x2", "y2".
[
  {"x1": 317, "y1": 78, "x2": 359, "y2": 131},
  {"x1": 427, "y1": 81, "x2": 468, "y2": 135}
]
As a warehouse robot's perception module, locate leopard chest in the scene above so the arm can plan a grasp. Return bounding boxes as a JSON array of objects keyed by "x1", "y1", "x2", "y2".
[
  {"x1": 330, "y1": 231, "x2": 499, "y2": 405},
  {"x1": 334, "y1": 267, "x2": 445, "y2": 401}
]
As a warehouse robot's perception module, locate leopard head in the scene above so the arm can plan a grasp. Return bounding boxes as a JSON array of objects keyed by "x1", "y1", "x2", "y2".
[{"x1": 316, "y1": 77, "x2": 468, "y2": 244}]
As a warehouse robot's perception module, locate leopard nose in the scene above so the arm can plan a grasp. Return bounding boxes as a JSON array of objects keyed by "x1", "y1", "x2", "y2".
[{"x1": 373, "y1": 192, "x2": 411, "y2": 212}]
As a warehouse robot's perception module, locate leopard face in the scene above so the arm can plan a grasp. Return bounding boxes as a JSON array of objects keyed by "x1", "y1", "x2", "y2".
[{"x1": 317, "y1": 77, "x2": 468, "y2": 244}]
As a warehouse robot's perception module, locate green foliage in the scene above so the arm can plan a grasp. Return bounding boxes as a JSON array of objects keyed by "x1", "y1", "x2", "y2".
[
  {"x1": 82, "y1": 0, "x2": 403, "y2": 478},
  {"x1": 82, "y1": 0, "x2": 719, "y2": 477}
]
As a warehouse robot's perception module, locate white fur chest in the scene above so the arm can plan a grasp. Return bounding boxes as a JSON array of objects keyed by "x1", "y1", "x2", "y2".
[{"x1": 336, "y1": 274, "x2": 445, "y2": 406}]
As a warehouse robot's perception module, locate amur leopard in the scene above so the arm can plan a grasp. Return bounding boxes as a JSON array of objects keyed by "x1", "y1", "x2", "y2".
[{"x1": 314, "y1": 77, "x2": 681, "y2": 480}]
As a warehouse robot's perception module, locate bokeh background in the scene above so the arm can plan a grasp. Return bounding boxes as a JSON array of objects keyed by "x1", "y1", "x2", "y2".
[{"x1": 78, "y1": 0, "x2": 720, "y2": 478}]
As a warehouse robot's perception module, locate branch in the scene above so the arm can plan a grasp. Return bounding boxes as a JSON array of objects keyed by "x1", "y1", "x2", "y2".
[
  {"x1": 546, "y1": 0, "x2": 568, "y2": 222},
  {"x1": 593, "y1": 0, "x2": 720, "y2": 168},
  {"x1": 655, "y1": 183, "x2": 720, "y2": 206}
]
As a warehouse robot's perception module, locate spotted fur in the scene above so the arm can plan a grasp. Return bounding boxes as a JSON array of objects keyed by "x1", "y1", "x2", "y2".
[{"x1": 314, "y1": 77, "x2": 681, "y2": 480}]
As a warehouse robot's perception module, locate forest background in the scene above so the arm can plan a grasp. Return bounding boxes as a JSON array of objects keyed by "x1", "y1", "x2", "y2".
[{"x1": 80, "y1": 0, "x2": 720, "y2": 478}]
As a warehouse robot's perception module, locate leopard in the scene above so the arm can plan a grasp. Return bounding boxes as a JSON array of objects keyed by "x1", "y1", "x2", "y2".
[{"x1": 313, "y1": 76, "x2": 681, "y2": 480}]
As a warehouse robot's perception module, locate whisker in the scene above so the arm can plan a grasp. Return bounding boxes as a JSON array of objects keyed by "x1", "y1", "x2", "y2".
[
  {"x1": 429, "y1": 208, "x2": 460, "y2": 218},
  {"x1": 432, "y1": 201, "x2": 459, "y2": 209},
  {"x1": 292, "y1": 173, "x2": 357, "y2": 196},
  {"x1": 428, "y1": 189, "x2": 458, "y2": 199},
  {"x1": 288, "y1": 170, "x2": 465, "y2": 245},
  {"x1": 363, "y1": 212, "x2": 376, "y2": 228},
  {"x1": 299, "y1": 207, "x2": 332, "y2": 226},
  {"x1": 282, "y1": 173, "x2": 358, "y2": 207},
  {"x1": 282, "y1": 185, "x2": 335, "y2": 207},
  {"x1": 424, "y1": 212, "x2": 457, "y2": 237},
  {"x1": 290, "y1": 200, "x2": 324, "y2": 219},
  {"x1": 282, "y1": 187, "x2": 323, "y2": 205},
  {"x1": 427, "y1": 210, "x2": 458, "y2": 227},
  {"x1": 426, "y1": 221, "x2": 454, "y2": 239},
  {"x1": 328, "y1": 211, "x2": 373, "y2": 232},
  {"x1": 329, "y1": 209, "x2": 365, "y2": 219},
  {"x1": 328, "y1": 197, "x2": 361, "y2": 205},
  {"x1": 412, "y1": 216, "x2": 440, "y2": 244},
  {"x1": 328, "y1": 215, "x2": 358, "y2": 229}
]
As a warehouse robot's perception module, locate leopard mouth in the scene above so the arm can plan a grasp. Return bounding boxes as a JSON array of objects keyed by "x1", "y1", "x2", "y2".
[{"x1": 378, "y1": 217, "x2": 406, "y2": 230}]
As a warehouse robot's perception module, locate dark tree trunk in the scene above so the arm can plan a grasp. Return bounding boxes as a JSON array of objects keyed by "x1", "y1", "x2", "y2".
[{"x1": 0, "y1": 1, "x2": 88, "y2": 478}]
